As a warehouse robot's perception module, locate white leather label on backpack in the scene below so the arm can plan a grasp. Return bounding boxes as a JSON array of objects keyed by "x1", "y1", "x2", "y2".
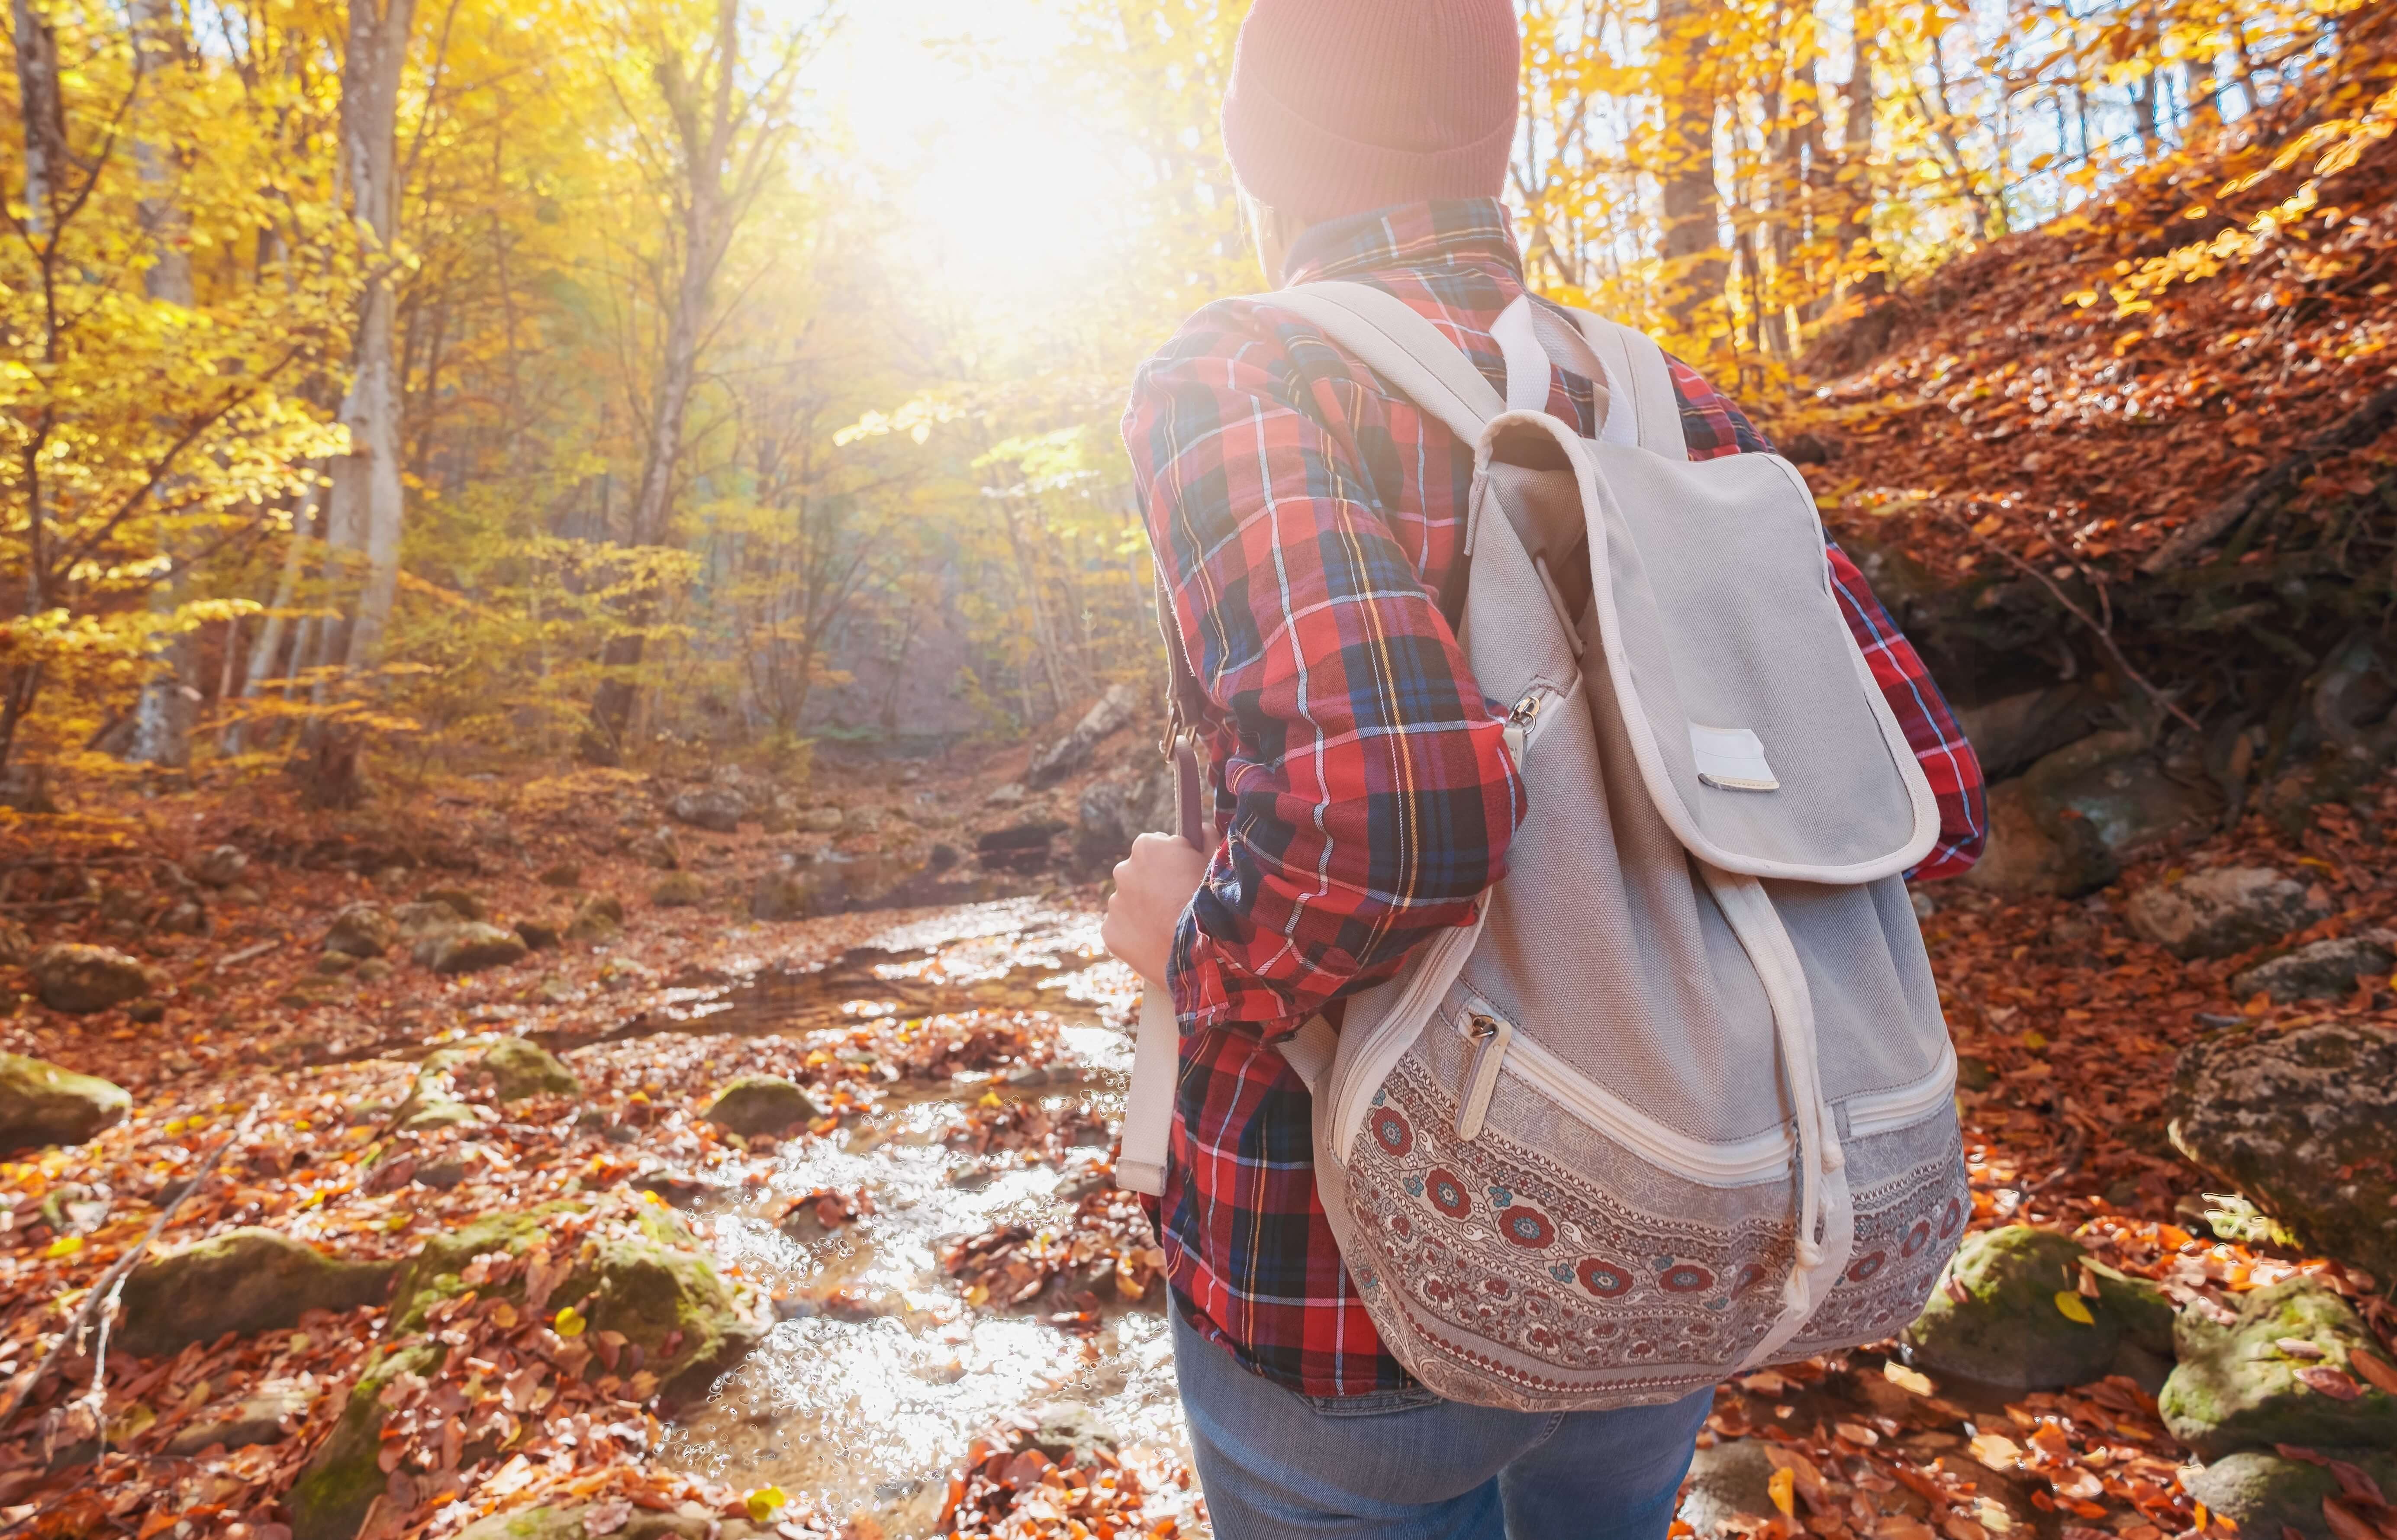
[{"x1": 1690, "y1": 725, "x2": 1779, "y2": 792}]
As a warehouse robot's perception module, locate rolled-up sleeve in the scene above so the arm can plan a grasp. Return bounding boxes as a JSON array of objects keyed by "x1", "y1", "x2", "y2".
[{"x1": 1122, "y1": 302, "x2": 1525, "y2": 1044}]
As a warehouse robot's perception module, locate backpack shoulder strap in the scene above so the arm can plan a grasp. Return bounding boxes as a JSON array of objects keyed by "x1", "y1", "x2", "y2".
[
  {"x1": 1253, "y1": 280, "x2": 1502, "y2": 446},
  {"x1": 1569, "y1": 313, "x2": 1687, "y2": 461}
]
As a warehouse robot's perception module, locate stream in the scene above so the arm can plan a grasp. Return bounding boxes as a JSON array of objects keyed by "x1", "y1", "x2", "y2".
[{"x1": 611, "y1": 899, "x2": 1203, "y2": 1536}]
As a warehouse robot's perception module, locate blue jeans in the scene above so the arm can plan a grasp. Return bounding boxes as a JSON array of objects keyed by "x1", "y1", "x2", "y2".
[{"x1": 1172, "y1": 1311, "x2": 1710, "y2": 1540}]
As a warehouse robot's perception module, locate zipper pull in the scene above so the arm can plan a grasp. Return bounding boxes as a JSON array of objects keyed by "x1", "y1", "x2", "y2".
[
  {"x1": 1501, "y1": 693, "x2": 1542, "y2": 767},
  {"x1": 1455, "y1": 1012, "x2": 1514, "y2": 1142}
]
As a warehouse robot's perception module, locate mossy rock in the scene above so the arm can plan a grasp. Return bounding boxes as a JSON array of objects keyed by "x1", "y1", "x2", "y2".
[
  {"x1": 1901, "y1": 1226, "x2": 2173, "y2": 1391},
  {"x1": 289, "y1": 1340, "x2": 445, "y2": 1540},
  {"x1": 422, "y1": 922, "x2": 528, "y2": 975},
  {"x1": 469, "y1": 1037, "x2": 580, "y2": 1101},
  {"x1": 2184, "y1": 1448, "x2": 2397, "y2": 1540},
  {"x1": 118, "y1": 1227, "x2": 396, "y2": 1358},
  {"x1": 2161, "y1": 1278, "x2": 2397, "y2": 1457},
  {"x1": 399, "y1": 1099, "x2": 484, "y2": 1132},
  {"x1": 0, "y1": 1051, "x2": 130, "y2": 1155},
  {"x1": 456, "y1": 1504, "x2": 763, "y2": 1540},
  {"x1": 389, "y1": 1202, "x2": 761, "y2": 1409},
  {"x1": 565, "y1": 895, "x2": 624, "y2": 942},
  {"x1": 700, "y1": 1074, "x2": 821, "y2": 1136},
  {"x1": 651, "y1": 871, "x2": 709, "y2": 908}
]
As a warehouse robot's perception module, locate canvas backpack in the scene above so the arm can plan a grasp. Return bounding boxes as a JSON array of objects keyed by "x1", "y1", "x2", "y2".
[{"x1": 1118, "y1": 280, "x2": 1969, "y2": 1413}]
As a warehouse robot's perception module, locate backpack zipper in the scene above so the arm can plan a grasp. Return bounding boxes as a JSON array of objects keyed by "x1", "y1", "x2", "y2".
[
  {"x1": 1453, "y1": 1012, "x2": 1514, "y2": 1141},
  {"x1": 1441, "y1": 1008, "x2": 1957, "y2": 1179},
  {"x1": 1327, "y1": 681, "x2": 1568, "y2": 1164}
]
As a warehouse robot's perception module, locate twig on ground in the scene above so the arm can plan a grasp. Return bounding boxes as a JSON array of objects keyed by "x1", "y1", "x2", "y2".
[
  {"x1": 1956, "y1": 514, "x2": 2204, "y2": 737},
  {"x1": 0, "y1": 1099, "x2": 264, "y2": 1433},
  {"x1": 214, "y1": 938, "x2": 282, "y2": 971}
]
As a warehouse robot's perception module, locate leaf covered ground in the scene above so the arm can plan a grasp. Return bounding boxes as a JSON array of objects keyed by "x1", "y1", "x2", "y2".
[{"x1": 0, "y1": 759, "x2": 2391, "y2": 1540}]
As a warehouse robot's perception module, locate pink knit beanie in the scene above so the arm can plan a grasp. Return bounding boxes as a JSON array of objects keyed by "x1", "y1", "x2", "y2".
[{"x1": 1221, "y1": 0, "x2": 1522, "y2": 228}]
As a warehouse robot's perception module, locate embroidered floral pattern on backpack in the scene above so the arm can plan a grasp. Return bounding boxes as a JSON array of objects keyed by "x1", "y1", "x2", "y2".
[
  {"x1": 1343, "y1": 1055, "x2": 1971, "y2": 1394},
  {"x1": 1785, "y1": 1128, "x2": 1970, "y2": 1358},
  {"x1": 1345, "y1": 1059, "x2": 1788, "y2": 1379}
]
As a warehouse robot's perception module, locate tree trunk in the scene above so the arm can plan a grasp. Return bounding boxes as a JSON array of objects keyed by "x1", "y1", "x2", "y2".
[
  {"x1": 1656, "y1": 0, "x2": 1725, "y2": 329},
  {"x1": 10, "y1": 0, "x2": 68, "y2": 238},
  {"x1": 127, "y1": 0, "x2": 198, "y2": 769},
  {"x1": 229, "y1": 477, "x2": 322, "y2": 751},
  {"x1": 589, "y1": 0, "x2": 753, "y2": 753},
  {"x1": 1837, "y1": 0, "x2": 1885, "y2": 299},
  {"x1": 325, "y1": 0, "x2": 418, "y2": 677}
]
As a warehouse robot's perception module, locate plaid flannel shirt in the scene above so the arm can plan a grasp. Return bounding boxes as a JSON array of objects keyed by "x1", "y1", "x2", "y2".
[{"x1": 1120, "y1": 198, "x2": 1985, "y2": 1398}]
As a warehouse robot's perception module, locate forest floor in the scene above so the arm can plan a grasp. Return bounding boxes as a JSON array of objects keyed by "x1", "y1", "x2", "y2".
[{"x1": 0, "y1": 744, "x2": 2392, "y2": 1540}]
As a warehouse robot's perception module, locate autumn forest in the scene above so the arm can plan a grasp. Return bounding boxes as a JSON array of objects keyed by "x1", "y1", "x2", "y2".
[{"x1": 3, "y1": 0, "x2": 2396, "y2": 1535}]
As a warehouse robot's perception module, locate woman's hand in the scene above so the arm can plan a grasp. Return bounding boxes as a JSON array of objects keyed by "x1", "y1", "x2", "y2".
[{"x1": 1102, "y1": 833, "x2": 1209, "y2": 986}]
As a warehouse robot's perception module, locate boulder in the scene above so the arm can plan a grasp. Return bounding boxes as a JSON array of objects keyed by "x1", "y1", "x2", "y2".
[
  {"x1": 295, "y1": 1203, "x2": 764, "y2": 1540},
  {"x1": 0, "y1": 919, "x2": 29, "y2": 967},
  {"x1": 2233, "y1": 933, "x2": 2397, "y2": 1004},
  {"x1": 0, "y1": 1052, "x2": 131, "y2": 1155},
  {"x1": 385, "y1": 1203, "x2": 762, "y2": 1402},
  {"x1": 749, "y1": 868, "x2": 829, "y2": 922},
  {"x1": 288, "y1": 1340, "x2": 445, "y2": 1540},
  {"x1": 419, "y1": 886, "x2": 487, "y2": 921},
  {"x1": 465, "y1": 1037, "x2": 581, "y2": 1102},
  {"x1": 2126, "y1": 867, "x2": 2331, "y2": 960},
  {"x1": 668, "y1": 786, "x2": 745, "y2": 834},
  {"x1": 538, "y1": 861, "x2": 583, "y2": 888},
  {"x1": 799, "y1": 806, "x2": 844, "y2": 834},
  {"x1": 2184, "y1": 1448, "x2": 2397, "y2": 1540},
  {"x1": 1678, "y1": 1438, "x2": 1781, "y2": 1535},
  {"x1": 154, "y1": 895, "x2": 209, "y2": 936},
  {"x1": 514, "y1": 917, "x2": 560, "y2": 950},
  {"x1": 118, "y1": 1228, "x2": 396, "y2": 1358},
  {"x1": 1025, "y1": 682, "x2": 1143, "y2": 789},
  {"x1": 456, "y1": 1504, "x2": 762, "y2": 1540},
  {"x1": 976, "y1": 818, "x2": 1066, "y2": 873},
  {"x1": 30, "y1": 943, "x2": 160, "y2": 1014},
  {"x1": 1901, "y1": 1226, "x2": 2173, "y2": 1390},
  {"x1": 1074, "y1": 764, "x2": 1177, "y2": 874},
  {"x1": 400, "y1": 1099, "x2": 484, "y2": 1132},
  {"x1": 392, "y1": 900, "x2": 467, "y2": 942},
  {"x1": 1959, "y1": 780, "x2": 2114, "y2": 898},
  {"x1": 324, "y1": 902, "x2": 398, "y2": 959},
  {"x1": 1951, "y1": 686, "x2": 2104, "y2": 783},
  {"x1": 189, "y1": 845, "x2": 249, "y2": 889},
  {"x1": 651, "y1": 871, "x2": 708, "y2": 907},
  {"x1": 1024, "y1": 1402, "x2": 1118, "y2": 1466},
  {"x1": 2162, "y1": 1278, "x2": 2397, "y2": 1457},
  {"x1": 2032, "y1": 735, "x2": 2221, "y2": 863},
  {"x1": 624, "y1": 824, "x2": 682, "y2": 870},
  {"x1": 161, "y1": 1388, "x2": 311, "y2": 1455},
  {"x1": 701, "y1": 1075, "x2": 822, "y2": 1136},
  {"x1": 2169, "y1": 1022, "x2": 2397, "y2": 1285},
  {"x1": 565, "y1": 894, "x2": 624, "y2": 942},
  {"x1": 420, "y1": 923, "x2": 528, "y2": 975}
]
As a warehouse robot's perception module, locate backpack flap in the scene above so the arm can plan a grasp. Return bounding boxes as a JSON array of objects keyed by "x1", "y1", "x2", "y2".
[{"x1": 1574, "y1": 439, "x2": 1938, "y2": 882}]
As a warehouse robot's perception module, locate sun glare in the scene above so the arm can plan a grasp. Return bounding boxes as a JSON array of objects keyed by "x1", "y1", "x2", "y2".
[{"x1": 822, "y1": 1, "x2": 1136, "y2": 311}]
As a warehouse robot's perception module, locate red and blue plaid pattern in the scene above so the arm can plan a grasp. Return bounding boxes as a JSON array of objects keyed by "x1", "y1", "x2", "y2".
[{"x1": 1121, "y1": 197, "x2": 1985, "y2": 1398}]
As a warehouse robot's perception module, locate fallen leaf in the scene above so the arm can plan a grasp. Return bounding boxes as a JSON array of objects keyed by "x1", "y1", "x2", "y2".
[
  {"x1": 2297, "y1": 1366, "x2": 2363, "y2": 1400},
  {"x1": 1885, "y1": 1361, "x2": 1936, "y2": 1396},
  {"x1": 2053, "y1": 1291, "x2": 2095, "y2": 1325},
  {"x1": 1768, "y1": 1464, "x2": 1796, "y2": 1518},
  {"x1": 2351, "y1": 1350, "x2": 2397, "y2": 1395}
]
